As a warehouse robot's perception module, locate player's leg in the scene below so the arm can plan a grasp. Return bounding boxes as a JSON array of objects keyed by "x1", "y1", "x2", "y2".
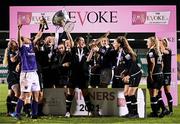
[
  {"x1": 128, "y1": 87, "x2": 138, "y2": 118},
  {"x1": 123, "y1": 84, "x2": 131, "y2": 117},
  {"x1": 11, "y1": 84, "x2": 20, "y2": 115},
  {"x1": 81, "y1": 88, "x2": 93, "y2": 116},
  {"x1": 164, "y1": 74, "x2": 173, "y2": 115},
  {"x1": 31, "y1": 72, "x2": 41, "y2": 119},
  {"x1": 65, "y1": 87, "x2": 75, "y2": 117},
  {"x1": 127, "y1": 72, "x2": 141, "y2": 118},
  {"x1": 6, "y1": 89, "x2": 14, "y2": 115}
]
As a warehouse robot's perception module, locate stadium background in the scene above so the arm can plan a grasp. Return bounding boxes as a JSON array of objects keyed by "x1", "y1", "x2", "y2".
[{"x1": 0, "y1": 0, "x2": 180, "y2": 123}]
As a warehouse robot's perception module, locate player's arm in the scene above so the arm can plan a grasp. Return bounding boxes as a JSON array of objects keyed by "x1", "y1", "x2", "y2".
[
  {"x1": 10, "y1": 51, "x2": 19, "y2": 63},
  {"x1": 33, "y1": 31, "x2": 43, "y2": 45},
  {"x1": 3, "y1": 48, "x2": 8, "y2": 66},
  {"x1": 86, "y1": 49, "x2": 94, "y2": 62},
  {"x1": 66, "y1": 31, "x2": 74, "y2": 48},
  {"x1": 149, "y1": 57, "x2": 155, "y2": 79},
  {"x1": 18, "y1": 24, "x2": 23, "y2": 48},
  {"x1": 33, "y1": 17, "x2": 44, "y2": 44}
]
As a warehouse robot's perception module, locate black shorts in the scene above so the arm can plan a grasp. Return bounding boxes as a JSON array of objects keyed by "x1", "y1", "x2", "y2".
[
  {"x1": 7, "y1": 71, "x2": 20, "y2": 89},
  {"x1": 68, "y1": 75, "x2": 89, "y2": 89},
  {"x1": 129, "y1": 72, "x2": 142, "y2": 87},
  {"x1": 41, "y1": 69, "x2": 54, "y2": 88},
  {"x1": 89, "y1": 74, "x2": 100, "y2": 87},
  {"x1": 147, "y1": 74, "x2": 163, "y2": 90},
  {"x1": 55, "y1": 76, "x2": 69, "y2": 87},
  {"x1": 112, "y1": 77, "x2": 124, "y2": 88},
  {"x1": 163, "y1": 74, "x2": 171, "y2": 86}
]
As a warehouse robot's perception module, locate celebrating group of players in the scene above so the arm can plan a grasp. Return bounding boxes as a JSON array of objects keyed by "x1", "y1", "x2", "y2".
[{"x1": 3, "y1": 18, "x2": 173, "y2": 120}]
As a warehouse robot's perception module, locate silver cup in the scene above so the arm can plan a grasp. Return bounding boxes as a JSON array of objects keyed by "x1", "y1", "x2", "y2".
[{"x1": 52, "y1": 10, "x2": 74, "y2": 32}]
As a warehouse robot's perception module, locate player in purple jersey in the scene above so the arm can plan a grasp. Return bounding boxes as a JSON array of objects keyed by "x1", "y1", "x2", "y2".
[{"x1": 12, "y1": 23, "x2": 43, "y2": 120}]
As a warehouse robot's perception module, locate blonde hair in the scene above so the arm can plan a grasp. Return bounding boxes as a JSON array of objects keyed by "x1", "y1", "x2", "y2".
[
  {"x1": 162, "y1": 38, "x2": 169, "y2": 48},
  {"x1": 148, "y1": 36, "x2": 162, "y2": 57}
]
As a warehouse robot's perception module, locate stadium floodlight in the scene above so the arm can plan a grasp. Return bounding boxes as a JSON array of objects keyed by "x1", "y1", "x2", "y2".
[
  {"x1": 127, "y1": 39, "x2": 135, "y2": 41},
  {"x1": 110, "y1": 39, "x2": 115, "y2": 41},
  {"x1": 144, "y1": 39, "x2": 148, "y2": 41},
  {"x1": 5, "y1": 39, "x2": 10, "y2": 41}
]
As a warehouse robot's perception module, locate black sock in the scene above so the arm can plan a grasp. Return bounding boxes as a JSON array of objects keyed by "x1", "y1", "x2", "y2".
[
  {"x1": 151, "y1": 97, "x2": 158, "y2": 114},
  {"x1": 165, "y1": 93, "x2": 173, "y2": 112},
  {"x1": 125, "y1": 95, "x2": 132, "y2": 114},
  {"x1": 130, "y1": 95, "x2": 138, "y2": 115},
  {"x1": 84, "y1": 94, "x2": 92, "y2": 112},
  {"x1": 66, "y1": 95, "x2": 74, "y2": 112},
  {"x1": 24, "y1": 103, "x2": 31, "y2": 115},
  {"x1": 11, "y1": 96, "x2": 19, "y2": 112},
  {"x1": 157, "y1": 91, "x2": 166, "y2": 111},
  {"x1": 38, "y1": 103, "x2": 44, "y2": 116},
  {"x1": 156, "y1": 91, "x2": 161, "y2": 112},
  {"x1": 6, "y1": 96, "x2": 13, "y2": 113}
]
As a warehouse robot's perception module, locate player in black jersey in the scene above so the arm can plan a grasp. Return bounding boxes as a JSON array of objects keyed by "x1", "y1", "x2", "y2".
[
  {"x1": 65, "y1": 36, "x2": 93, "y2": 117},
  {"x1": 51, "y1": 43, "x2": 71, "y2": 88},
  {"x1": 113, "y1": 36, "x2": 142, "y2": 118},
  {"x1": 159, "y1": 38, "x2": 173, "y2": 115},
  {"x1": 87, "y1": 40, "x2": 101, "y2": 88},
  {"x1": 146, "y1": 37, "x2": 167, "y2": 117},
  {"x1": 111, "y1": 37, "x2": 126, "y2": 88},
  {"x1": 97, "y1": 35, "x2": 114, "y2": 88},
  {"x1": 3, "y1": 40, "x2": 20, "y2": 116}
]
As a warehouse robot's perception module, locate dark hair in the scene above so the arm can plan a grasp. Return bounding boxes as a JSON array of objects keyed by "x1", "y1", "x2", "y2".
[
  {"x1": 116, "y1": 36, "x2": 125, "y2": 48},
  {"x1": 8, "y1": 40, "x2": 18, "y2": 49},
  {"x1": 116, "y1": 36, "x2": 137, "y2": 61},
  {"x1": 58, "y1": 42, "x2": 65, "y2": 46}
]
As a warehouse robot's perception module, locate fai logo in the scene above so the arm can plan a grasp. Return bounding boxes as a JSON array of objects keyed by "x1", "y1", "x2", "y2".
[{"x1": 132, "y1": 11, "x2": 146, "y2": 25}]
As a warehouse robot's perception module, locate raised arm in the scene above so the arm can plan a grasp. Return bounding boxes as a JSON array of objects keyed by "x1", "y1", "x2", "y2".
[
  {"x1": 33, "y1": 17, "x2": 45, "y2": 44},
  {"x1": 33, "y1": 30, "x2": 43, "y2": 45},
  {"x1": 18, "y1": 24, "x2": 23, "y2": 48},
  {"x1": 86, "y1": 49, "x2": 94, "y2": 62},
  {"x1": 3, "y1": 48, "x2": 8, "y2": 66},
  {"x1": 66, "y1": 31, "x2": 74, "y2": 47}
]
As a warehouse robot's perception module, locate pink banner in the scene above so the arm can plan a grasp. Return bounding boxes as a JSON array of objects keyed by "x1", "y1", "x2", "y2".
[
  {"x1": 10, "y1": 6, "x2": 177, "y2": 105},
  {"x1": 17, "y1": 12, "x2": 32, "y2": 25},
  {"x1": 132, "y1": 11, "x2": 147, "y2": 25}
]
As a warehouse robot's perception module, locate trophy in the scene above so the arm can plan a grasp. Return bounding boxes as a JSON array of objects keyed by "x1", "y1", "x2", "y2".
[
  {"x1": 52, "y1": 9, "x2": 74, "y2": 32},
  {"x1": 42, "y1": 16, "x2": 49, "y2": 30},
  {"x1": 39, "y1": 16, "x2": 49, "y2": 31}
]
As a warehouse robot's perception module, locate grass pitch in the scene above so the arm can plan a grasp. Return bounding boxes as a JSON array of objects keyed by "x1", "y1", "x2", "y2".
[{"x1": 0, "y1": 84, "x2": 180, "y2": 124}]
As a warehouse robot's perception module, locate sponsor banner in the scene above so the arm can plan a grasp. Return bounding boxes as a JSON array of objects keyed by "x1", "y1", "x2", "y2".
[
  {"x1": 10, "y1": 6, "x2": 177, "y2": 105},
  {"x1": 0, "y1": 65, "x2": 8, "y2": 78},
  {"x1": 132, "y1": 11, "x2": 170, "y2": 25},
  {"x1": 178, "y1": 54, "x2": 180, "y2": 80},
  {"x1": 43, "y1": 88, "x2": 146, "y2": 118},
  {"x1": 18, "y1": 11, "x2": 171, "y2": 26},
  {"x1": 30, "y1": 12, "x2": 55, "y2": 25},
  {"x1": 156, "y1": 32, "x2": 177, "y2": 105},
  {"x1": 17, "y1": 12, "x2": 32, "y2": 25}
]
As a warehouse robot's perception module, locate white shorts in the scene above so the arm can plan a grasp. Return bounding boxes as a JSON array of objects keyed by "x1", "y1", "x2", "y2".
[{"x1": 20, "y1": 71, "x2": 40, "y2": 92}]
